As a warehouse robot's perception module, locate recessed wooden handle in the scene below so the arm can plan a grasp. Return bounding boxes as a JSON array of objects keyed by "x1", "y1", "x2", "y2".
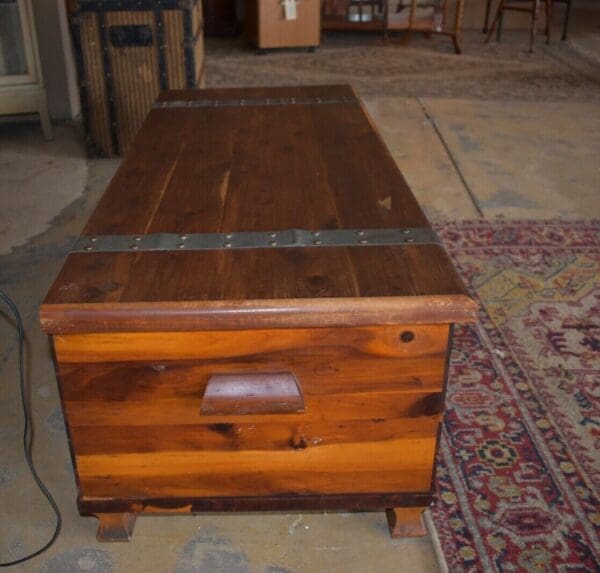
[{"x1": 201, "y1": 372, "x2": 304, "y2": 415}]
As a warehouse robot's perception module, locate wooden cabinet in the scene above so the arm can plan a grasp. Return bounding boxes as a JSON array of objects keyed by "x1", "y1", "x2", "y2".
[
  {"x1": 321, "y1": 0, "x2": 465, "y2": 53},
  {"x1": 245, "y1": 0, "x2": 320, "y2": 49},
  {"x1": 40, "y1": 85, "x2": 477, "y2": 541}
]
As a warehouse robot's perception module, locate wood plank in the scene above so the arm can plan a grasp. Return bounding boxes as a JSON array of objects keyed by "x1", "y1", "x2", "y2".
[
  {"x1": 64, "y1": 390, "x2": 443, "y2": 426},
  {"x1": 58, "y1": 356, "x2": 446, "y2": 402},
  {"x1": 53, "y1": 324, "x2": 449, "y2": 363},
  {"x1": 70, "y1": 418, "x2": 441, "y2": 455},
  {"x1": 41, "y1": 296, "x2": 476, "y2": 333},
  {"x1": 76, "y1": 436, "x2": 437, "y2": 497},
  {"x1": 79, "y1": 492, "x2": 435, "y2": 514}
]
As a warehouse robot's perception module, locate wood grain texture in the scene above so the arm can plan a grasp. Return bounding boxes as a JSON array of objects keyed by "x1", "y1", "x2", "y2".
[
  {"x1": 386, "y1": 507, "x2": 427, "y2": 538},
  {"x1": 53, "y1": 324, "x2": 449, "y2": 362},
  {"x1": 76, "y1": 437, "x2": 437, "y2": 498},
  {"x1": 41, "y1": 86, "x2": 472, "y2": 538},
  {"x1": 56, "y1": 323, "x2": 448, "y2": 501},
  {"x1": 41, "y1": 85, "x2": 475, "y2": 333},
  {"x1": 95, "y1": 513, "x2": 136, "y2": 542},
  {"x1": 201, "y1": 371, "x2": 305, "y2": 415},
  {"x1": 40, "y1": 296, "x2": 476, "y2": 333},
  {"x1": 79, "y1": 492, "x2": 434, "y2": 514},
  {"x1": 71, "y1": 418, "x2": 441, "y2": 455}
]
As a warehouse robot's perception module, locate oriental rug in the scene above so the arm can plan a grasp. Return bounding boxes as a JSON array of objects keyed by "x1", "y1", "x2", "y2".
[
  {"x1": 205, "y1": 31, "x2": 600, "y2": 103},
  {"x1": 432, "y1": 219, "x2": 600, "y2": 572}
]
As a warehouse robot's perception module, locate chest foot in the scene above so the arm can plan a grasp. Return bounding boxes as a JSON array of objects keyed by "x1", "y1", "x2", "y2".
[
  {"x1": 95, "y1": 513, "x2": 137, "y2": 542},
  {"x1": 386, "y1": 507, "x2": 427, "y2": 538}
]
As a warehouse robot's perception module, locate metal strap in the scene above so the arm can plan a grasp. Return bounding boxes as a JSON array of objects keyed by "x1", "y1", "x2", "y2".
[
  {"x1": 153, "y1": 96, "x2": 360, "y2": 110},
  {"x1": 72, "y1": 228, "x2": 440, "y2": 253}
]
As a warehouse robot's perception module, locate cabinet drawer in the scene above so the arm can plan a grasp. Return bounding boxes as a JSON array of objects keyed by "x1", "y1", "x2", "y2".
[{"x1": 56, "y1": 324, "x2": 450, "y2": 499}]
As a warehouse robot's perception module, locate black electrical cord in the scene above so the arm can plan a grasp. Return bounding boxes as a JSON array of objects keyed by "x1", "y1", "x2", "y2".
[{"x1": 0, "y1": 289, "x2": 62, "y2": 567}]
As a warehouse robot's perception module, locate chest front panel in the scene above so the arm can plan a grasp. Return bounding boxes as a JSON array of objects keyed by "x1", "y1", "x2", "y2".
[{"x1": 55, "y1": 324, "x2": 449, "y2": 500}]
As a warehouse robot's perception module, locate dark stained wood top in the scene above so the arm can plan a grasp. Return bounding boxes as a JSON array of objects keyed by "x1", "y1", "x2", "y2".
[{"x1": 41, "y1": 85, "x2": 476, "y2": 333}]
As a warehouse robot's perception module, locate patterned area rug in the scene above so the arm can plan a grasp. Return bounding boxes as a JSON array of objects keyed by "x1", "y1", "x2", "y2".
[
  {"x1": 205, "y1": 31, "x2": 600, "y2": 101},
  {"x1": 432, "y1": 220, "x2": 600, "y2": 571}
]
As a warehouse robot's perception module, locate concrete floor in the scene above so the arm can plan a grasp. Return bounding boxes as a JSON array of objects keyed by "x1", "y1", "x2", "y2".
[{"x1": 1, "y1": 4, "x2": 599, "y2": 572}]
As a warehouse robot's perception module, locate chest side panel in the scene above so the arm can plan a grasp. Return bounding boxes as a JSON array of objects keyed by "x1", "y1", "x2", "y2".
[{"x1": 54, "y1": 324, "x2": 450, "y2": 500}]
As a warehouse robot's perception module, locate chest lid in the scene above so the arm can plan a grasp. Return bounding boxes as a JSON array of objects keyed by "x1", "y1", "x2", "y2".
[{"x1": 41, "y1": 85, "x2": 476, "y2": 333}]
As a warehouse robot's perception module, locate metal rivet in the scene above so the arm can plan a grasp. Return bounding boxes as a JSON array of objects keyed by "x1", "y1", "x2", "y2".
[
  {"x1": 224, "y1": 242, "x2": 232, "y2": 248},
  {"x1": 355, "y1": 230, "x2": 365, "y2": 236},
  {"x1": 313, "y1": 240, "x2": 322, "y2": 245},
  {"x1": 134, "y1": 236, "x2": 142, "y2": 241},
  {"x1": 268, "y1": 232, "x2": 277, "y2": 238},
  {"x1": 224, "y1": 233, "x2": 232, "y2": 239},
  {"x1": 179, "y1": 234, "x2": 187, "y2": 240},
  {"x1": 89, "y1": 237, "x2": 97, "y2": 242},
  {"x1": 405, "y1": 237, "x2": 415, "y2": 243},
  {"x1": 84, "y1": 245, "x2": 93, "y2": 251},
  {"x1": 400, "y1": 331, "x2": 415, "y2": 343},
  {"x1": 176, "y1": 243, "x2": 185, "y2": 249},
  {"x1": 311, "y1": 231, "x2": 321, "y2": 236},
  {"x1": 269, "y1": 241, "x2": 277, "y2": 247},
  {"x1": 130, "y1": 244, "x2": 139, "y2": 250},
  {"x1": 401, "y1": 229, "x2": 410, "y2": 234},
  {"x1": 358, "y1": 238, "x2": 368, "y2": 244}
]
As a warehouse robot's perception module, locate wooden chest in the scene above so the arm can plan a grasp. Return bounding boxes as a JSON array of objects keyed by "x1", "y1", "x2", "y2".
[
  {"x1": 68, "y1": 0, "x2": 204, "y2": 156},
  {"x1": 40, "y1": 85, "x2": 476, "y2": 542}
]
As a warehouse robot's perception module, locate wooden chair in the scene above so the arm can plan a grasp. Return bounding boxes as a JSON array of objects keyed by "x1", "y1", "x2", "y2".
[
  {"x1": 384, "y1": 0, "x2": 466, "y2": 54},
  {"x1": 485, "y1": 0, "x2": 552, "y2": 52},
  {"x1": 553, "y1": 0, "x2": 574, "y2": 40},
  {"x1": 483, "y1": 0, "x2": 573, "y2": 48}
]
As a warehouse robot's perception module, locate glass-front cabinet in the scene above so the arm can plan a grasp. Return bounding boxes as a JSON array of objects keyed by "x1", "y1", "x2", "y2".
[{"x1": 0, "y1": 0, "x2": 51, "y2": 138}]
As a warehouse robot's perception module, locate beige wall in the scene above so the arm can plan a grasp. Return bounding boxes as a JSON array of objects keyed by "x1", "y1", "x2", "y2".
[{"x1": 32, "y1": 0, "x2": 79, "y2": 119}]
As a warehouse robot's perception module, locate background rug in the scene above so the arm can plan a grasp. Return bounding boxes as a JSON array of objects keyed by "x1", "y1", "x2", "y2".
[
  {"x1": 205, "y1": 32, "x2": 600, "y2": 102},
  {"x1": 432, "y1": 220, "x2": 600, "y2": 571}
]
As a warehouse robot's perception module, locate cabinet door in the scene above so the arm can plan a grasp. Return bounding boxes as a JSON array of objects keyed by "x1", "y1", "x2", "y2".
[{"x1": 0, "y1": 0, "x2": 39, "y2": 85}]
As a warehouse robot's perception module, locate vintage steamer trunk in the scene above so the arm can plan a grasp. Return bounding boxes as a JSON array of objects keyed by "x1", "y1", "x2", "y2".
[
  {"x1": 68, "y1": 0, "x2": 204, "y2": 157},
  {"x1": 40, "y1": 85, "x2": 477, "y2": 541}
]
